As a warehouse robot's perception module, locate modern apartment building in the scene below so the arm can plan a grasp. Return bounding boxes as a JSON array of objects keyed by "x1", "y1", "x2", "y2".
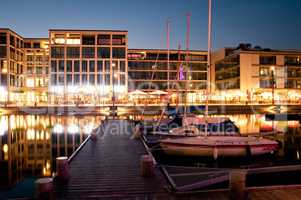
[
  {"x1": 128, "y1": 49, "x2": 208, "y2": 104},
  {"x1": 49, "y1": 29, "x2": 128, "y2": 105},
  {"x1": 1, "y1": 28, "x2": 301, "y2": 105},
  {"x1": 212, "y1": 46, "x2": 301, "y2": 104},
  {"x1": 0, "y1": 29, "x2": 25, "y2": 105},
  {"x1": 24, "y1": 38, "x2": 49, "y2": 105}
]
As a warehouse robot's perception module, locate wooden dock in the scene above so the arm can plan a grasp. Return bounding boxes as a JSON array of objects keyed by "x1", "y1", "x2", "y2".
[
  {"x1": 53, "y1": 119, "x2": 301, "y2": 200},
  {"x1": 53, "y1": 120, "x2": 170, "y2": 199}
]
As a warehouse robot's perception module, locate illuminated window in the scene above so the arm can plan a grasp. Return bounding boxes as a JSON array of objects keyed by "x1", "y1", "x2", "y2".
[
  {"x1": 26, "y1": 78, "x2": 35, "y2": 87},
  {"x1": 66, "y1": 38, "x2": 80, "y2": 45}
]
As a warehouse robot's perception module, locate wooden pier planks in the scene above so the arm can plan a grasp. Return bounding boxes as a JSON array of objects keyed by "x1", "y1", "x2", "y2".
[{"x1": 53, "y1": 120, "x2": 167, "y2": 199}]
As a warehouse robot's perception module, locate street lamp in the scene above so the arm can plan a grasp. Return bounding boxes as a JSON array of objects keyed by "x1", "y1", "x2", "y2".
[{"x1": 270, "y1": 66, "x2": 275, "y2": 106}]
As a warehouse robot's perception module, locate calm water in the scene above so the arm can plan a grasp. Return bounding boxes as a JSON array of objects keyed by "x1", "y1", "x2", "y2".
[
  {"x1": 0, "y1": 115, "x2": 103, "y2": 197},
  {"x1": 0, "y1": 114, "x2": 301, "y2": 195}
]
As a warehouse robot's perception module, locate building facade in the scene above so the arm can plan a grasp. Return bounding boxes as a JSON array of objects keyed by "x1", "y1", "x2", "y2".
[
  {"x1": 212, "y1": 47, "x2": 301, "y2": 104},
  {"x1": 1, "y1": 28, "x2": 301, "y2": 106},
  {"x1": 0, "y1": 29, "x2": 25, "y2": 105},
  {"x1": 24, "y1": 38, "x2": 49, "y2": 105},
  {"x1": 49, "y1": 29, "x2": 128, "y2": 105},
  {"x1": 128, "y1": 49, "x2": 207, "y2": 104}
]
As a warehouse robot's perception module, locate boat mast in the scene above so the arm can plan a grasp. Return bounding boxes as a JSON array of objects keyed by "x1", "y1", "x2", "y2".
[
  {"x1": 167, "y1": 19, "x2": 171, "y2": 91},
  {"x1": 184, "y1": 13, "x2": 191, "y2": 123},
  {"x1": 205, "y1": 0, "x2": 212, "y2": 136}
]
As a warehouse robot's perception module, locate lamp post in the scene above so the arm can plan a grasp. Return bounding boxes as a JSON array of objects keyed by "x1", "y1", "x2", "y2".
[{"x1": 270, "y1": 66, "x2": 275, "y2": 106}]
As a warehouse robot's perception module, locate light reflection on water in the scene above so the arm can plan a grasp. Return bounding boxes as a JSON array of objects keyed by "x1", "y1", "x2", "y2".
[{"x1": 0, "y1": 115, "x2": 103, "y2": 190}]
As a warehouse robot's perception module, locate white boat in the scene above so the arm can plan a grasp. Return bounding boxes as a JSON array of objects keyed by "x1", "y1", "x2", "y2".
[
  {"x1": 152, "y1": 115, "x2": 239, "y2": 137},
  {"x1": 160, "y1": 136, "x2": 278, "y2": 159}
]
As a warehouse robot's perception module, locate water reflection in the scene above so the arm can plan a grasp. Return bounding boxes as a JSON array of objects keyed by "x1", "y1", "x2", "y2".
[{"x1": 0, "y1": 115, "x2": 103, "y2": 190}]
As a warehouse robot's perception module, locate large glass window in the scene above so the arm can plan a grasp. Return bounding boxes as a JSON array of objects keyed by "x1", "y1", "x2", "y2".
[
  {"x1": 67, "y1": 60, "x2": 72, "y2": 72},
  {"x1": 51, "y1": 60, "x2": 57, "y2": 73},
  {"x1": 33, "y1": 42, "x2": 40, "y2": 48},
  {"x1": 66, "y1": 74, "x2": 72, "y2": 85},
  {"x1": 82, "y1": 74, "x2": 88, "y2": 84},
  {"x1": 10, "y1": 35, "x2": 15, "y2": 47},
  {"x1": 89, "y1": 61, "x2": 95, "y2": 73},
  {"x1": 105, "y1": 74, "x2": 110, "y2": 85},
  {"x1": 0, "y1": 33, "x2": 7, "y2": 44},
  {"x1": 120, "y1": 61, "x2": 126, "y2": 72},
  {"x1": 74, "y1": 74, "x2": 80, "y2": 85},
  {"x1": 0, "y1": 46, "x2": 6, "y2": 58},
  {"x1": 89, "y1": 74, "x2": 95, "y2": 85},
  {"x1": 0, "y1": 74, "x2": 7, "y2": 86},
  {"x1": 82, "y1": 35, "x2": 95, "y2": 45},
  {"x1": 97, "y1": 74, "x2": 103, "y2": 85},
  {"x1": 67, "y1": 47, "x2": 80, "y2": 58},
  {"x1": 97, "y1": 34, "x2": 110, "y2": 45},
  {"x1": 285, "y1": 56, "x2": 301, "y2": 66},
  {"x1": 58, "y1": 60, "x2": 64, "y2": 72},
  {"x1": 97, "y1": 47, "x2": 110, "y2": 58},
  {"x1": 82, "y1": 47, "x2": 95, "y2": 58},
  {"x1": 120, "y1": 74, "x2": 125, "y2": 85},
  {"x1": 51, "y1": 74, "x2": 56, "y2": 85},
  {"x1": 97, "y1": 61, "x2": 103, "y2": 73},
  {"x1": 36, "y1": 66, "x2": 43, "y2": 75},
  {"x1": 105, "y1": 61, "x2": 110, "y2": 72},
  {"x1": 112, "y1": 47, "x2": 126, "y2": 58},
  {"x1": 82, "y1": 61, "x2": 88, "y2": 72},
  {"x1": 74, "y1": 60, "x2": 80, "y2": 72},
  {"x1": 24, "y1": 42, "x2": 31, "y2": 48},
  {"x1": 51, "y1": 47, "x2": 64, "y2": 58},
  {"x1": 260, "y1": 56, "x2": 276, "y2": 65},
  {"x1": 27, "y1": 67, "x2": 34, "y2": 74},
  {"x1": 112, "y1": 35, "x2": 126, "y2": 45}
]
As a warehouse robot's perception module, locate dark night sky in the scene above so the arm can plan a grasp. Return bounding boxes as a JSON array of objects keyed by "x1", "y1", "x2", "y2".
[{"x1": 0, "y1": 0, "x2": 300, "y2": 50}]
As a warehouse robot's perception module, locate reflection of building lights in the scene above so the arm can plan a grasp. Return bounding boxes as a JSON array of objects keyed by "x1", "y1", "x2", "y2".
[
  {"x1": 46, "y1": 161, "x2": 50, "y2": 170},
  {"x1": 27, "y1": 129, "x2": 35, "y2": 140},
  {"x1": 53, "y1": 124, "x2": 63, "y2": 134},
  {"x1": 0, "y1": 116, "x2": 8, "y2": 136},
  {"x1": 3, "y1": 144, "x2": 8, "y2": 153},
  {"x1": 68, "y1": 124, "x2": 79, "y2": 134},
  {"x1": 83, "y1": 124, "x2": 93, "y2": 134}
]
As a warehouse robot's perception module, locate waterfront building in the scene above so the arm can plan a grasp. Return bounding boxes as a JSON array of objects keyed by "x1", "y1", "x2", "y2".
[
  {"x1": 128, "y1": 49, "x2": 207, "y2": 104},
  {"x1": 0, "y1": 29, "x2": 25, "y2": 105},
  {"x1": 1, "y1": 28, "x2": 301, "y2": 106},
  {"x1": 24, "y1": 38, "x2": 49, "y2": 105},
  {"x1": 212, "y1": 46, "x2": 301, "y2": 104},
  {"x1": 49, "y1": 29, "x2": 128, "y2": 105}
]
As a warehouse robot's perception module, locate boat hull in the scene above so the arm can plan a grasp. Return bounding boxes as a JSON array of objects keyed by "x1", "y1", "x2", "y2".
[{"x1": 160, "y1": 137, "x2": 278, "y2": 158}]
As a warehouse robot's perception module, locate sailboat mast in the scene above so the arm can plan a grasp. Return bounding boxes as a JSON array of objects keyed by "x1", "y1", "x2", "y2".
[
  {"x1": 167, "y1": 19, "x2": 171, "y2": 91},
  {"x1": 205, "y1": 0, "x2": 212, "y2": 135},
  {"x1": 184, "y1": 13, "x2": 191, "y2": 122}
]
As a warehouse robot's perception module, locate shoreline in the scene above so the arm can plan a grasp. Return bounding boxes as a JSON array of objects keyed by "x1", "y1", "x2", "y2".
[{"x1": 1, "y1": 104, "x2": 301, "y2": 115}]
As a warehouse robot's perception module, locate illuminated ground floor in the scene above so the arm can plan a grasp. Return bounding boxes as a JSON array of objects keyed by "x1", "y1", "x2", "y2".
[{"x1": 1, "y1": 87, "x2": 301, "y2": 106}]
